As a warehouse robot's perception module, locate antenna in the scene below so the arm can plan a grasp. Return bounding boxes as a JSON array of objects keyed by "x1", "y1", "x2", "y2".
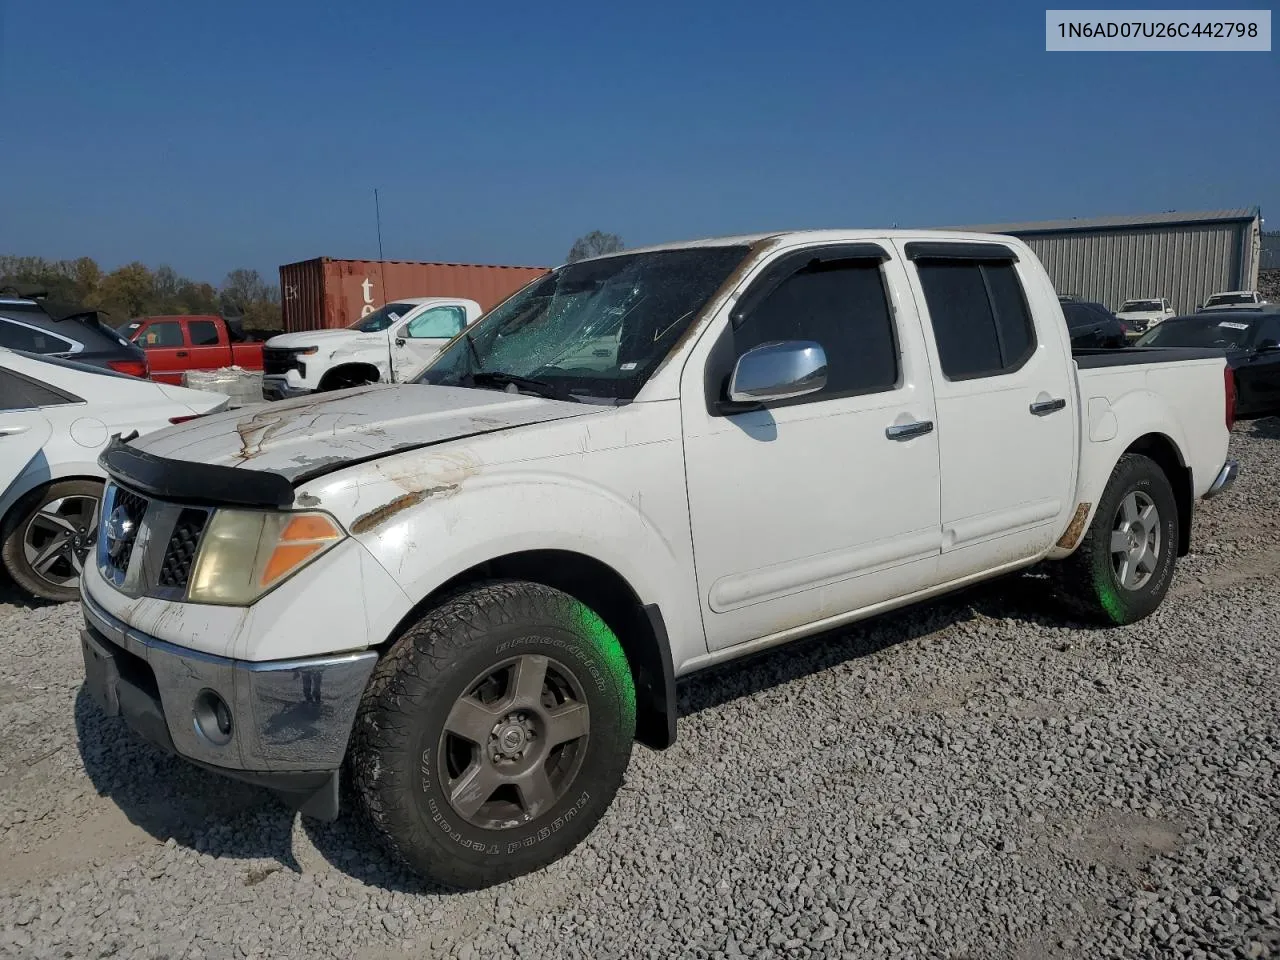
[{"x1": 374, "y1": 188, "x2": 388, "y2": 308}]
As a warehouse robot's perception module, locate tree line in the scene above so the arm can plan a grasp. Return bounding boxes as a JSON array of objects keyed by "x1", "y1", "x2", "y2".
[{"x1": 0, "y1": 255, "x2": 283, "y2": 331}]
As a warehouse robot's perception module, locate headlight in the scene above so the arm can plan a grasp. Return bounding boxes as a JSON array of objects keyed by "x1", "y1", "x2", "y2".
[{"x1": 187, "y1": 510, "x2": 344, "y2": 605}]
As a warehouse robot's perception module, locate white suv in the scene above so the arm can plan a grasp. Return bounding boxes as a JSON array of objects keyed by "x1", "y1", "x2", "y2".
[{"x1": 1115, "y1": 297, "x2": 1175, "y2": 335}]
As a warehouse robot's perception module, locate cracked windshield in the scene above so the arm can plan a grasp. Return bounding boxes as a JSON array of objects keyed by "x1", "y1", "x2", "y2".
[{"x1": 418, "y1": 246, "x2": 747, "y2": 402}]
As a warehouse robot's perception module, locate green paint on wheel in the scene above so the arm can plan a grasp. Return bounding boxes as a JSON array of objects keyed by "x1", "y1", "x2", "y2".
[{"x1": 573, "y1": 603, "x2": 636, "y2": 726}]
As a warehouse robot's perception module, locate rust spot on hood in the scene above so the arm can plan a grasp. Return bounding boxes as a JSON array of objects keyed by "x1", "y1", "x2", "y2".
[
  {"x1": 1056, "y1": 502, "x2": 1092, "y2": 550},
  {"x1": 350, "y1": 485, "x2": 459, "y2": 534},
  {"x1": 235, "y1": 412, "x2": 288, "y2": 461}
]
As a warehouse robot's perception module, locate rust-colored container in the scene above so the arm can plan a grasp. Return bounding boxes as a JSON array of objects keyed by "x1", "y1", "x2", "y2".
[{"x1": 279, "y1": 258, "x2": 551, "y2": 333}]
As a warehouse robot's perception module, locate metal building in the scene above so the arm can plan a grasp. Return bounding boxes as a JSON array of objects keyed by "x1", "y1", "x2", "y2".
[{"x1": 952, "y1": 208, "x2": 1262, "y2": 315}]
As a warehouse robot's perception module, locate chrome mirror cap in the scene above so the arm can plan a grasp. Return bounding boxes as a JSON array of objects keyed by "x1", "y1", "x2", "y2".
[{"x1": 727, "y1": 340, "x2": 828, "y2": 404}]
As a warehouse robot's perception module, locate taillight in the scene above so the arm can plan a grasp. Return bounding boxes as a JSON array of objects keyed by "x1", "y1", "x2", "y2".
[
  {"x1": 108, "y1": 359, "x2": 149, "y2": 378},
  {"x1": 169, "y1": 414, "x2": 200, "y2": 424},
  {"x1": 1224, "y1": 366, "x2": 1236, "y2": 431}
]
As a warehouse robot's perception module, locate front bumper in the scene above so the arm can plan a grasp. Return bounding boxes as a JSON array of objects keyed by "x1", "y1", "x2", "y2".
[
  {"x1": 1203, "y1": 459, "x2": 1239, "y2": 500},
  {"x1": 261, "y1": 374, "x2": 314, "y2": 401},
  {"x1": 79, "y1": 587, "x2": 377, "y2": 819}
]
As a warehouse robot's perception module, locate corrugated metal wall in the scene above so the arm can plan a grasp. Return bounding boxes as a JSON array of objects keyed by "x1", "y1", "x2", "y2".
[
  {"x1": 1010, "y1": 221, "x2": 1255, "y2": 315},
  {"x1": 279, "y1": 259, "x2": 326, "y2": 334}
]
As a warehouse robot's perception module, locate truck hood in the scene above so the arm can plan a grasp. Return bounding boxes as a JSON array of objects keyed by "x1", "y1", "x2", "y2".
[
  {"x1": 266, "y1": 329, "x2": 371, "y2": 349},
  {"x1": 129, "y1": 383, "x2": 594, "y2": 481}
]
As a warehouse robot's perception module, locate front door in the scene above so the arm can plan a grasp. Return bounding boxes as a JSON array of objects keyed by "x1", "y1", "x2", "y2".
[
  {"x1": 899, "y1": 241, "x2": 1077, "y2": 582},
  {"x1": 681, "y1": 245, "x2": 943, "y2": 651},
  {"x1": 392, "y1": 305, "x2": 468, "y2": 381},
  {"x1": 136, "y1": 319, "x2": 187, "y2": 384}
]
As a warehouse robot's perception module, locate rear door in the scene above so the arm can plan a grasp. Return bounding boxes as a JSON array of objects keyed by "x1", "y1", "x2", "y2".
[
  {"x1": 135, "y1": 320, "x2": 188, "y2": 383},
  {"x1": 899, "y1": 240, "x2": 1077, "y2": 583},
  {"x1": 185, "y1": 318, "x2": 229, "y2": 372},
  {"x1": 0, "y1": 367, "x2": 56, "y2": 502},
  {"x1": 392, "y1": 305, "x2": 468, "y2": 380}
]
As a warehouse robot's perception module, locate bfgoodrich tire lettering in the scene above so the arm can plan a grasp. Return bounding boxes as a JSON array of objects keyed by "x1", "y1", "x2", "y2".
[
  {"x1": 1050, "y1": 453, "x2": 1179, "y2": 625},
  {"x1": 349, "y1": 580, "x2": 635, "y2": 889}
]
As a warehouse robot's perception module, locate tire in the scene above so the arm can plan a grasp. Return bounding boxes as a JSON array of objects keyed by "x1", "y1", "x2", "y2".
[
  {"x1": 320, "y1": 368, "x2": 377, "y2": 392},
  {"x1": 1, "y1": 479, "x2": 103, "y2": 602},
  {"x1": 349, "y1": 580, "x2": 636, "y2": 889},
  {"x1": 1050, "y1": 453, "x2": 1179, "y2": 625}
]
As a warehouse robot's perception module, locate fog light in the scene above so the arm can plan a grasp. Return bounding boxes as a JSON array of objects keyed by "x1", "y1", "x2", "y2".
[{"x1": 193, "y1": 689, "x2": 233, "y2": 746}]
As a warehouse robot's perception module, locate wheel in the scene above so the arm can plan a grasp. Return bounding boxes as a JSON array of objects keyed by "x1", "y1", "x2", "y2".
[
  {"x1": 1050, "y1": 453, "x2": 1178, "y2": 625},
  {"x1": 1, "y1": 479, "x2": 103, "y2": 602},
  {"x1": 321, "y1": 368, "x2": 376, "y2": 391},
  {"x1": 349, "y1": 581, "x2": 636, "y2": 889}
]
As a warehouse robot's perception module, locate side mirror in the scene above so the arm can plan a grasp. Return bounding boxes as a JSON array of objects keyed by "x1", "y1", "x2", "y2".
[{"x1": 727, "y1": 340, "x2": 827, "y2": 404}]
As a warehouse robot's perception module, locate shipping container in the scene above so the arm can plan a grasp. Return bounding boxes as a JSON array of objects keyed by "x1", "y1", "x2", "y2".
[{"x1": 279, "y1": 258, "x2": 550, "y2": 333}]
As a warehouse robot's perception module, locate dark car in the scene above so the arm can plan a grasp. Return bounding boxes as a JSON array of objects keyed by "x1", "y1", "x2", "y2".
[
  {"x1": 0, "y1": 288, "x2": 149, "y2": 378},
  {"x1": 1062, "y1": 299, "x2": 1130, "y2": 349},
  {"x1": 1135, "y1": 307, "x2": 1280, "y2": 418}
]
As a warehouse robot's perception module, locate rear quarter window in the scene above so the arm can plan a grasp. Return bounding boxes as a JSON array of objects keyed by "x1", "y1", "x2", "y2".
[
  {"x1": 0, "y1": 367, "x2": 82, "y2": 410},
  {"x1": 0, "y1": 316, "x2": 78, "y2": 354}
]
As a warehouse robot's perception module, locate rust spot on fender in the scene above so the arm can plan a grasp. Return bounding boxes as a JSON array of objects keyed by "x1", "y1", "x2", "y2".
[
  {"x1": 350, "y1": 485, "x2": 459, "y2": 534},
  {"x1": 1056, "y1": 502, "x2": 1092, "y2": 550}
]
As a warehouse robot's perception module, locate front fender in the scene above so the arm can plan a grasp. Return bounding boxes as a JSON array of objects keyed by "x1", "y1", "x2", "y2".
[{"x1": 347, "y1": 469, "x2": 706, "y2": 667}]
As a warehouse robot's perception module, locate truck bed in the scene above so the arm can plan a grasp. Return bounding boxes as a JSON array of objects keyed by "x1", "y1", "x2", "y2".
[{"x1": 1072, "y1": 346, "x2": 1227, "y2": 368}]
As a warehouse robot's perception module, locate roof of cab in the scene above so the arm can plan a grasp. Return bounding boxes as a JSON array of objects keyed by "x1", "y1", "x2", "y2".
[{"x1": 577, "y1": 229, "x2": 1022, "y2": 261}]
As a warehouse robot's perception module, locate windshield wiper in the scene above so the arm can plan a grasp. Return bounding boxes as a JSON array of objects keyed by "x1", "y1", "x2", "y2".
[{"x1": 469, "y1": 371, "x2": 579, "y2": 403}]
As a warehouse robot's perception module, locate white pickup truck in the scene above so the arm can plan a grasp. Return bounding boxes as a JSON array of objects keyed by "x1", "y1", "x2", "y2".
[
  {"x1": 260, "y1": 297, "x2": 483, "y2": 399},
  {"x1": 79, "y1": 230, "x2": 1238, "y2": 890}
]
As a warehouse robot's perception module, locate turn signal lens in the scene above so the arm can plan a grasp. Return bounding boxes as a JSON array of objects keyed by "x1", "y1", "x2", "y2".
[{"x1": 260, "y1": 515, "x2": 342, "y2": 587}]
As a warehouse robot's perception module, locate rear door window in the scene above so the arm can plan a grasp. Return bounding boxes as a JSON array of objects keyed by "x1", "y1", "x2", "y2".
[
  {"x1": 916, "y1": 260, "x2": 1036, "y2": 380},
  {"x1": 188, "y1": 320, "x2": 220, "y2": 346}
]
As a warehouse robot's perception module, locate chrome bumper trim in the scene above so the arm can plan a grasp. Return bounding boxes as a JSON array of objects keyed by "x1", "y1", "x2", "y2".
[
  {"x1": 80, "y1": 586, "x2": 377, "y2": 772},
  {"x1": 1204, "y1": 459, "x2": 1239, "y2": 500}
]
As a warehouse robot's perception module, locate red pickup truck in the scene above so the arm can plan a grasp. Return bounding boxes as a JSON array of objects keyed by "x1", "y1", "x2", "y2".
[{"x1": 119, "y1": 315, "x2": 271, "y2": 385}]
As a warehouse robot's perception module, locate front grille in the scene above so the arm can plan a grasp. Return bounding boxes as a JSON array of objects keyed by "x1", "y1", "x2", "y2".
[
  {"x1": 263, "y1": 348, "x2": 302, "y2": 376},
  {"x1": 106, "y1": 487, "x2": 148, "y2": 578},
  {"x1": 158, "y1": 509, "x2": 209, "y2": 588}
]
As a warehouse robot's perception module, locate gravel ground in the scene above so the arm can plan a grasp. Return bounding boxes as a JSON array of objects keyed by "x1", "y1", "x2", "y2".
[{"x1": 2, "y1": 420, "x2": 1279, "y2": 960}]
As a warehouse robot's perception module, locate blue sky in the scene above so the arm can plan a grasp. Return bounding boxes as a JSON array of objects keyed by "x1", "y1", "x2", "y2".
[{"x1": 1, "y1": 0, "x2": 1275, "y2": 284}]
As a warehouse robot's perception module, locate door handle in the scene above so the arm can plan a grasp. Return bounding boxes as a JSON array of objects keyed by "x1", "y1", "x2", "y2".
[
  {"x1": 886, "y1": 420, "x2": 934, "y2": 441},
  {"x1": 176, "y1": 350, "x2": 189, "y2": 358},
  {"x1": 1029, "y1": 398, "x2": 1067, "y2": 415},
  {"x1": 0, "y1": 424, "x2": 30, "y2": 436}
]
